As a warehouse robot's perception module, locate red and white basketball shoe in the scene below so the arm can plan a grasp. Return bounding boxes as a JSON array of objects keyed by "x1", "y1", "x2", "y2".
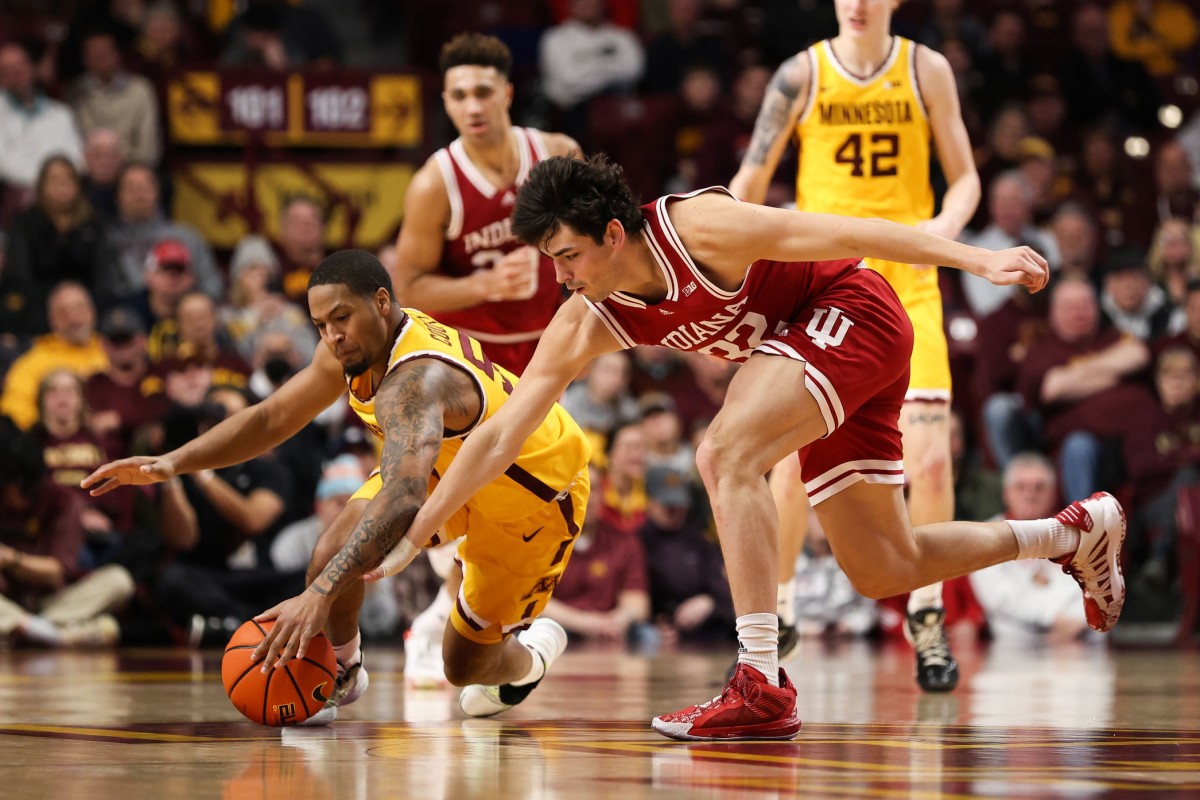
[
  {"x1": 1053, "y1": 491, "x2": 1127, "y2": 633},
  {"x1": 651, "y1": 663, "x2": 801, "y2": 741}
]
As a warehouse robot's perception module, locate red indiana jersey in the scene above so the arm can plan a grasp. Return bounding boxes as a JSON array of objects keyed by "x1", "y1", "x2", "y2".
[
  {"x1": 584, "y1": 188, "x2": 865, "y2": 362},
  {"x1": 430, "y1": 127, "x2": 562, "y2": 372}
]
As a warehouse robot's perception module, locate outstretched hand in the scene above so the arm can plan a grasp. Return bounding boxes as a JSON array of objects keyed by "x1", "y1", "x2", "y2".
[
  {"x1": 250, "y1": 589, "x2": 333, "y2": 671},
  {"x1": 81, "y1": 456, "x2": 176, "y2": 496},
  {"x1": 978, "y1": 246, "x2": 1049, "y2": 293}
]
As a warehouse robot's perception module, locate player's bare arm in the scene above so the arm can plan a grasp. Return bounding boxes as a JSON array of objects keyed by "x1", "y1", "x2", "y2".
[
  {"x1": 916, "y1": 46, "x2": 980, "y2": 240},
  {"x1": 728, "y1": 54, "x2": 810, "y2": 203},
  {"x1": 81, "y1": 344, "x2": 345, "y2": 496},
  {"x1": 252, "y1": 358, "x2": 479, "y2": 668},
  {"x1": 364, "y1": 297, "x2": 621, "y2": 580},
  {"x1": 542, "y1": 131, "x2": 584, "y2": 160},
  {"x1": 671, "y1": 193, "x2": 1048, "y2": 292},
  {"x1": 390, "y1": 160, "x2": 470, "y2": 309}
]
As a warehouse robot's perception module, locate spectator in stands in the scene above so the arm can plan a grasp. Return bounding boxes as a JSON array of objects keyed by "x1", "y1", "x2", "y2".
[
  {"x1": 543, "y1": 465, "x2": 651, "y2": 643},
  {"x1": 1059, "y1": 3, "x2": 1159, "y2": 133},
  {"x1": 663, "y1": 63, "x2": 726, "y2": 194},
  {"x1": 1108, "y1": 0, "x2": 1197, "y2": 78},
  {"x1": 791, "y1": 509, "x2": 876, "y2": 638},
  {"x1": 104, "y1": 163, "x2": 221, "y2": 305},
  {"x1": 641, "y1": 0, "x2": 730, "y2": 96},
  {"x1": 1, "y1": 155, "x2": 112, "y2": 337},
  {"x1": 81, "y1": 128, "x2": 123, "y2": 222},
  {"x1": 640, "y1": 392, "x2": 694, "y2": 475},
  {"x1": 153, "y1": 386, "x2": 298, "y2": 645},
  {"x1": 539, "y1": 0, "x2": 645, "y2": 142},
  {"x1": 149, "y1": 292, "x2": 251, "y2": 391},
  {"x1": 1016, "y1": 136, "x2": 1062, "y2": 226},
  {"x1": 0, "y1": 417, "x2": 134, "y2": 648},
  {"x1": 562, "y1": 351, "x2": 641, "y2": 449},
  {"x1": 916, "y1": 0, "x2": 989, "y2": 60},
  {"x1": 968, "y1": 453, "x2": 1091, "y2": 644},
  {"x1": 130, "y1": 1, "x2": 193, "y2": 83},
  {"x1": 1123, "y1": 347, "x2": 1200, "y2": 592},
  {"x1": 1051, "y1": 202, "x2": 1101, "y2": 283},
  {"x1": 675, "y1": 351, "x2": 737, "y2": 438},
  {"x1": 973, "y1": 104, "x2": 1028, "y2": 212},
  {"x1": 1156, "y1": 279, "x2": 1200, "y2": 362},
  {"x1": 951, "y1": 409, "x2": 1004, "y2": 522},
  {"x1": 1148, "y1": 218, "x2": 1199, "y2": 307},
  {"x1": 598, "y1": 421, "x2": 649, "y2": 535},
  {"x1": 221, "y1": 0, "x2": 343, "y2": 71},
  {"x1": 223, "y1": 234, "x2": 312, "y2": 362},
  {"x1": 1132, "y1": 142, "x2": 1200, "y2": 249},
  {"x1": 0, "y1": 41, "x2": 84, "y2": 204},
  {"x1": 976, "y1": 286, "x2": 1049, "y2": 469},
  {"x1": 692, "y1": 64, "x2": 772, "y2": 194},
  {"x1": 128, "y1": 238, "x2": 196, "y2": 333},
  {"x1": 1099, "y1": 247, "x2": 1181, "y2": 341},
  {"x1": 639, "y1": 463, "x2": 735, "y2": 642},
  {"x1": 1017, "y1": 276, "x2": 1152, "y2": 501},
  {"x1": 274, "y1": 197, "x2": 327, "y2": 309},
  {"x1": 628, "y1": 347, "x2": 695, "y2": 412},
  {"x1": 0, "y1": 282, "x2": 108, "y2": 429},
  {"x1": 69, "y1": 28, "x2": 161, "y2": 168},
  {"x1": 963, "y1": 170, "x2": 1060, "y2": 317},
  {"x1": 84, "y1": 306, "x2": 169, "y2": 453},
  {"x1": 975, "y1": 9, "x2": 1031, "y2": 124},
  {"x1": 1024, "y1": 74, "x2": 1069, "y2": 157},
  {"x1": 269, "y1": 454, "x2": 399, "y2": 639}
]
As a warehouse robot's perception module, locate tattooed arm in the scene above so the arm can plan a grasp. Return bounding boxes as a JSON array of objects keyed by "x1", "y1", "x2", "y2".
[
  {"x1": 250, "y1": 358, "x2": 480, "y2": 668},
  {"x1": 728, "y1": 53, "x2": 811, "y2": 204}
]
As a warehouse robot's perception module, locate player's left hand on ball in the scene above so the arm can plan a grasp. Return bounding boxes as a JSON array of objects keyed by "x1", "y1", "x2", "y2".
[{"x1": 250, "y1": 589, "x2": 332, "y2": 672}]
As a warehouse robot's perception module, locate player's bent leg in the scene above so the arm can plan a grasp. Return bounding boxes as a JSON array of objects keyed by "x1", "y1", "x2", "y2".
[
  {"x1": 898, "y1": 399, "x2": 958, "y2": 692},
  {"x1": 452, "y1": 619, "x2": 568, "y2": 718},
  {"x1": 299, "y1": 496, "x2": 371, "y2": 726}
]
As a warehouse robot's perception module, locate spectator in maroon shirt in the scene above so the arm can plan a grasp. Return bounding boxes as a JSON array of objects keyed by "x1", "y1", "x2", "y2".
[
  {"x1": 150, "y1": 292, "x2": 251, "y2": 392},
  {"x1": 0, "y1": 416, "x2": 134, "y2": 647},
  {"x1": 1123, "y1": 347, "x2": 1200, "y2": 590},
  {"x1": 84, "y1": 306, "x2": 169, "y2": 454},
  {"x1": 976, "y1": 287, "x2": 1049, "y2": 468},
  {"x1": 543, "y1": 466, "x2": 650, "y2": 643},
  {"x1": 1153, "y1": 279, "x2": 1200, "y2": 362},
  {"x1": 1049, "y1": 202, "x2": 1101, "y2": 284},
  {"x1": 1017, "y1": 276, "x2": 1153, "y2": 501}
]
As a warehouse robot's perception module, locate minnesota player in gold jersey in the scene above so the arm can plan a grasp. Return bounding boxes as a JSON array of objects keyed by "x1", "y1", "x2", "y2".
[
  {"x1": 83, "y1": 249, "x2": 592, "y2": 722},
  {"x1": 729, "y1": 0, "x2": 980, "y2": 692}
]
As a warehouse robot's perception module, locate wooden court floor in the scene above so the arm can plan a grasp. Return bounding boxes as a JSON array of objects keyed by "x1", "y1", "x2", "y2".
[{"x1": 1, "y1": 638, "x2": 1198, "y2": 799}]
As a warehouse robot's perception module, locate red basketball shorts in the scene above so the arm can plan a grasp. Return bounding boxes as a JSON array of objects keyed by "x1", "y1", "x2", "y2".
[{"x1": 754, "y1": 267, "x2": 914, "y2": 505}]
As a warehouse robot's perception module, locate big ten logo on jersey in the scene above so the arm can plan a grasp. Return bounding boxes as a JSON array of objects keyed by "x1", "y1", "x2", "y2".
[
  {"x1": 427, "y1": 318, "x2": 515, "y2": 395},
  {"x1": 273, "y1": 702, "x2": 298, "y2": 725},
  {"x1": 805, "y1": 307, "x2": 853, "y2": 350},
  {"x1": 659, "y1": 299, "x2": 786, "y2": 362}
]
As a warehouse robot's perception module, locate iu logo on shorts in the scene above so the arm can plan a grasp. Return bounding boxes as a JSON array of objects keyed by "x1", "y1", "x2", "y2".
[{"x1": 805, "y1": 307, "x2": 854, "y2": 350}]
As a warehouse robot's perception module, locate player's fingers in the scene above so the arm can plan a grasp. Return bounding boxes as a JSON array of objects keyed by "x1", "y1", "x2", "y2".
[
  {"x1": 272, "y1": 629, "x2": 306, "y2": 670},
  {"x1": 252, "y1": 624, "x2": 279, "y2": 665},
  {"x1": 253, "y1": 603, "x2": 282, "y2": 622}
]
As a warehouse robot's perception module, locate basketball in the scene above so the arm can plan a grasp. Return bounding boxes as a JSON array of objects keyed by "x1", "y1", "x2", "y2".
[{"x1": 222, "y1": 619, "x2": 338, "y2": 727}]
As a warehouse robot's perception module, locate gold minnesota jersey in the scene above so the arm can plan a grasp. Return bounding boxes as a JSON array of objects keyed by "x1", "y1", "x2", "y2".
[
  {"x1": 796, "y1": 36, "x2": 932, "y2": 225},
  {"x1": 346, "y1": 309, "x2": 590, "y2": 523}
]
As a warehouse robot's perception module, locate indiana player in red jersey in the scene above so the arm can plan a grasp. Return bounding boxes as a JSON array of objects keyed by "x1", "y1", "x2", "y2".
[
  {"x1": 391, "y1": 33, "x2": 580, "y2": 376},
  {"x1": 388, "y1": 33, "x2": 580, "y2": 693},
  {"x1": 366, "y1": 155, "x2": 1127, "y2": 741}
]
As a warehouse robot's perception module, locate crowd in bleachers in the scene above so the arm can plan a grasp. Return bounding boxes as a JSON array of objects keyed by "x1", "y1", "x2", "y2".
[{"x1": 2, "y1": 0, "x2": 1199, "y2": 650}]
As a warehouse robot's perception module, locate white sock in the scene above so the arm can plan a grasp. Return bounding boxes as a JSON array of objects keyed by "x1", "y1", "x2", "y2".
[
  {"x1": 332, "y1": 631, "x2": 361, "y2": 673},
  {"x1": 735, "y1": 613, "x2": 780, "y2": 687},
  {"x1": 1009, "y1": 518, "x2": 1080, "y2": 561},
  {"x1": 776, "y1": 579, "x2": 797, "y2": 627},
  {"x1": 410, "y1": 583, "x2": 453, "y2": 639},
  {"x1": 510, "y1": 641, "x2": 547, "y2": 687},
  {"x1": 907, "y1": 583, "x2": 944, "y2": 613}
]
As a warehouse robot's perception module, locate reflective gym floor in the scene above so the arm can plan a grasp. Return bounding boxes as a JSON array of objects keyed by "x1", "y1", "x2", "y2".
[{"x1": 1, "y1": 639, "x2": 1197, "y2": 799}]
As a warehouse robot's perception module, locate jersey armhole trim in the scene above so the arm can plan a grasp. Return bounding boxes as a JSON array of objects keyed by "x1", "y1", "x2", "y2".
[
  {"x1": 583, "y1": 299, "x2": 637, "y2": 349},
  {"x1": 910, "y1": 42, "x2": 929, "y2": 122},
  {"x1": 797, "y1": 47, "x2": 818, "y2": 125},
  {"x1": 391, "y1": 349, "x2": 488, "y2": 440}
]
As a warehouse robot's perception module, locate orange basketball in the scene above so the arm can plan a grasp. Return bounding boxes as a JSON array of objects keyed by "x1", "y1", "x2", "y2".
[{"x1": 222, "y1": 619, "x2": 337, "y2": 727}]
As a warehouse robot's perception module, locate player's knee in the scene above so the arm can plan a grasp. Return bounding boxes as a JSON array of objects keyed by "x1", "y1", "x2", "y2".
[
  {"x1": 695, "y1": 429, "x2": 753, "y2": 487},
  {"x1": 843, "y1": 562, "x2": 916, "y2": 600}
]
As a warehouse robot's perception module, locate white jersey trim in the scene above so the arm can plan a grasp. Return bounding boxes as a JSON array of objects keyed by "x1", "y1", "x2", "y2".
[
  {"x1": 583, "y1": 299, "x2": 638, "y2": 349},
  {"x1": 821, "y1": 37, "x2": 900, "y2": 87},
  {"x1": 525, "y1": 127, "x2": 550, "y2": 162},
  {"x1": 909, "y1": 42, "x2": 928, "y2": 122},
  {"x1": 638, "y1": 226, "x2": 679, "y2": 302},
  {"x1": 456, "y1": 584, "x2": 492, "y2": 630},
  {"x1": 434, "y1": 150, "x2": 464, "y2": 241},
  {"x1": 449, "y1": 139, "x2": 498, "y2": 199},
  {"x1": 653, "y1": 189, "x2": 745, "y2": 301},
  {"x1": 905, "y1": 388, "x2": 951, "y2": 402},
  {"x1": 797, "y1": 47, "x2": 819, "y2": 125},
  {"x1": 805, "y1": 459, "x2": 906, "y2": 506},
  {"x1": 514, "y1": 127, "x2": 533, "y2": 186},
  {"x1": 753, "y1": 338, "x2": 846, "y2": 436}
]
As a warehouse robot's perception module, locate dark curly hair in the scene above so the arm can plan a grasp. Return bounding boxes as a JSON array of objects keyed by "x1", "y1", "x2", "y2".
[
  {"x1": 309, "y1": 249, "x2": 395, "y2": 300},
  {"x1": 512, "y1": 155, "x2": 645, "y2": 249},
  {"x1": 439, "y1": 33, "x2": 512, "y2": 78}
]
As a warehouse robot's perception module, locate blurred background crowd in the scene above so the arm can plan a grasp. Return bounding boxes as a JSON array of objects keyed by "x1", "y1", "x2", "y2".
[{"x1": 1, "y1": 0, "x2": 1199, "y2": 652}]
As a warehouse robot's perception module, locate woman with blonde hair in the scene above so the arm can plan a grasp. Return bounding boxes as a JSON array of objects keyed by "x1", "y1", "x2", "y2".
[{"x1": 1147, "y1": 216, "x2": 1200, "y2": 305}]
